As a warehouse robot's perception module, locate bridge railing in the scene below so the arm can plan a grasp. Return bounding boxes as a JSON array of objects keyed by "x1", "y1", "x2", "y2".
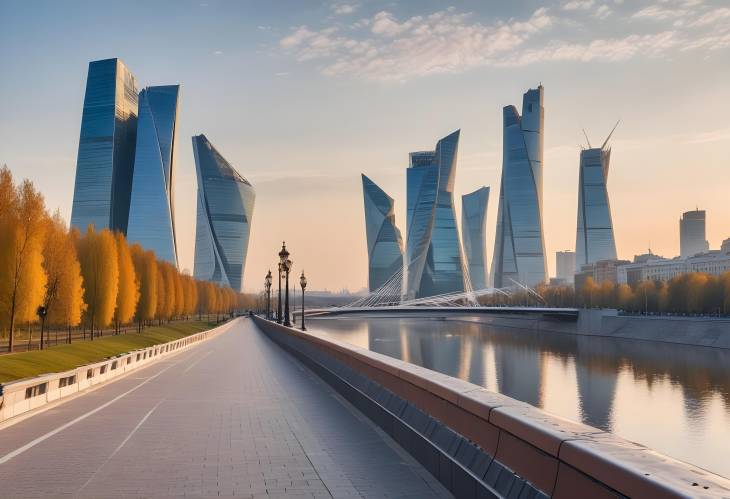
[
  {"x1": 253, "y1": 315, "x2": 730, "y2": 499},
  {"x1": 0, "y1": 319, "x2": 239, "y2": 425}
]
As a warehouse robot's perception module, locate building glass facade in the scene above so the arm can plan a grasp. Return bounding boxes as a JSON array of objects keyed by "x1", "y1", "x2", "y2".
[
  {"x1": 461, "y1": 187, "x2": 490, "y2": 290},
  {"x1": 405, "y1": 130, "x2": 465, "y2": 299},
  {"x1": 127, "y1": 85, "x2": 180, "y2": 266},
  {"x1": 71, "y1": 58, "x2": 138, "y2": 234},
  {"x1": 491, "y1": 86, "x2": 547, "y2": 288},
  {"x1": 192, "y1": 135, "x2": 255, "y2": 292},
  {"x1": 680, "y1": 209, "x2": 709, "y2": 258},
  {"x1": 575, "y1": 147, "x2": 617, "y2": 266},
  {"x1": 361, "y1": 174, "x2": 404, "y2": 291}
]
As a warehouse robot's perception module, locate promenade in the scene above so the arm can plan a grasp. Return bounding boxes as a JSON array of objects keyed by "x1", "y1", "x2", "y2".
[{"x1": 0, "y1": 318, "x2": 450, "y2": 498}]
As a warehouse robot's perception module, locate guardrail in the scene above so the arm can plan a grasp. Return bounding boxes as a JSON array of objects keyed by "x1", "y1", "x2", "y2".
[
  {"x1": 0, "y1": 318, "x2": 239, "y2": 425},
  {"x1": 252, "y1": 315, "x2": 730, "y2": 499}
]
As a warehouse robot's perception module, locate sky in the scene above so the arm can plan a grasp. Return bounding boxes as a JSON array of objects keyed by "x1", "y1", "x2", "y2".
[{"x1": 1, "y1": 0, "x2": 729, "y2": 293}]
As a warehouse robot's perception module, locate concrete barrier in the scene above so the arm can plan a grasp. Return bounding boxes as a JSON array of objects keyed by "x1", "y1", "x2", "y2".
[
  {"x1": 0, "y1": 319, "x2": 239, "y2": 425},
  {"x1": 253, "y1": 315, "x2": 730, "y2": 499}
]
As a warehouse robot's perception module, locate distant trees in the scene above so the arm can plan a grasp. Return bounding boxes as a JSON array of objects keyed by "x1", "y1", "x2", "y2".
[
  {"x1": 0, "y1": 166, "x2": 251, "y2": 351},
  {"x1": 477, "y1": 268, "x2": 730, "y2": 316}
]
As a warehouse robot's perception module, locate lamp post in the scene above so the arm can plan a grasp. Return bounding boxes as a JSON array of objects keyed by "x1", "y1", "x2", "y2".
[
  {"x1": 265, "y1": 270, "x2": 272, "y2": 320},
  {"x1": 276, "y1": 262, "x2": 283, "y2": 324},
  {"x1": 37, "y1": 305, "x2": 47, "y2": 350},
  {"x1": 299, "y1": 271, "x2": 307, "y2": 331},
  {"x1": 279, "y1": 242, "x2": 292, "y2": 327}
]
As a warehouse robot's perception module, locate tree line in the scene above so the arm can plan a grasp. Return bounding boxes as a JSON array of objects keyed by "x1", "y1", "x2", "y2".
[
  {"x1": 478, "y1": 272, "x2": 730, "y2": 315},
  {"x1": 0, "y1": 166, "x2": 254, "y2": 352}
]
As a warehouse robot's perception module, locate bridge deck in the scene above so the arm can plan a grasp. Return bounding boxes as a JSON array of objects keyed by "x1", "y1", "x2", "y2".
[{"x1": 0, "y1": 318, "x2": 450, "y2": 498}]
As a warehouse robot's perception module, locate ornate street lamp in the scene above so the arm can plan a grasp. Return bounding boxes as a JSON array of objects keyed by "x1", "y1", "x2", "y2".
[
  {"x1": 299, "y1": 271, "x2": 307, "y2": 331},
  {"x1": 277, "y1": 262, "x2": 283, "y2": 323},
  {"x1": 265, "y1": 270, "x2": 272, "y2": 320},
  {"x1": 279, "y1": 242, "x2": 292, "y2": 327}
]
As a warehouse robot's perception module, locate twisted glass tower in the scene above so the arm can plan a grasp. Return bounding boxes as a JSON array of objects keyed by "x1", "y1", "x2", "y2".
[
  {"x1": 71, "y1": 58, "x2": 138, "y2": 233},
  {"x1": 462, "y1": 187, "x2": 490, "y2": 290},
  {"x1": 575, "y1": 146, "x2": 617, "y2": 266},
  {"x1": 491, "y1": 86, "x2": 547, "y2": 288},
  {"x1": 405, "y1": 130, "x2": 465, "y2": 299},
  {"x1": 362, "y1": 174, "x2": 404, "y2": 292},
  {"x1": 193, "y1": 135, "x2": 255, "y2": 292},
  {"x1": 127, "y1": 85, "x2": 180, "y2": 266}
]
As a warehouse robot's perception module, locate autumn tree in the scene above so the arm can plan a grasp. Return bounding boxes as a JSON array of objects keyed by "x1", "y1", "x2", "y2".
[
  {"x1": 113, "y1": 233, "x2": 139, "y2": 334},
  {"x1": 131, "y1": 245, "x2": 157, "y2": 331},
  {"x1": 77, "y1": 227, "x2": 119, "y2": 338},
  {"x1": 173, "y1": 268, "x2": 184, "y2": 320},
  {"x1": 0, "y1": 171, "x2": 48, "y2": 351},
  {"x1": 41, "y1": 213, "x2": 86, "y2": 347}
]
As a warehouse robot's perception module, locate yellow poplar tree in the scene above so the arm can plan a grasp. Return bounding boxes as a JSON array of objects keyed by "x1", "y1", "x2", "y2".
[
  {"x1": 42, "y1": 213, "x2": 86, "y2": 346},
  {"x1": 113, "y1": 233, "x2": 140, "y2": 333},
  {"x1": 173, "y1": 269, "x2": 184, "y2": 320},
  {"x1": 0, "y1": 175, "x2": 48, "y2": 351},
  {"x1": 155, "y1": 262, "x2": 166, "y2": 325},
  {"x1": 162, "y1": 263, "x2": 176, "y2": 321},
  {"x1": 77, "y1": 227, "x2": 119, "y2": 338},
  {"x1": 131, "y1": 245, "x2": 158, "y2": 330}
]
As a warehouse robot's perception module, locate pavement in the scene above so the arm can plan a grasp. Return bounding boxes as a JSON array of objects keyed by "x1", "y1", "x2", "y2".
[{"x1": 0, "y1": 317, "x2": 451, "y2": 498}]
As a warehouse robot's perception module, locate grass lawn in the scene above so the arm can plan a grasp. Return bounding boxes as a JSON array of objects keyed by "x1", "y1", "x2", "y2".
[{"x1": 0, "y1": 320, "x2": 219, "y2": 384}]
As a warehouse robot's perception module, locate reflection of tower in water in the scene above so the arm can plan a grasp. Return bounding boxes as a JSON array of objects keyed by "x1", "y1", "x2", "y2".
[
  {"x1": 574, "y1": 347, "x2": 618, "y2": 431},
  {"x1": 367, "y1": 320, "x2": 403, "y2": 359},
  {"x1": 493, "y1": 340, "x2": 546, "y2": 408}
]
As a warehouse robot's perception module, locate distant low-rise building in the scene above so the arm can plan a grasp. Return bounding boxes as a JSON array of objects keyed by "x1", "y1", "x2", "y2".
[
  {"x1": 556, "y1": 250, "x2": 576, "y2": 282},
  {"x1": 575, "y1": 259, "x2": 630, "y2": 291},
  {"x1": 721, "y1": 238, "x2": 730, "y2": 255},
  {"x1": 617, "y1": 251, "x2": 730, "y2": 286}
]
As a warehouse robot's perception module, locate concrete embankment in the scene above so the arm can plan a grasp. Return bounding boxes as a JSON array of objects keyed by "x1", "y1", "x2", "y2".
[{"x1": 254, "y1": 315, "x2": 730, "y2": 499}]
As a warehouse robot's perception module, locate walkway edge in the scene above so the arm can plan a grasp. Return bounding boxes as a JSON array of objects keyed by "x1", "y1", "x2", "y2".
[
  {"x1": 0, "y1": 318, "x2": 240, "y2": 427},
  {"x1": 253, "y1": 315, "x2": 730, "y2": 499}
]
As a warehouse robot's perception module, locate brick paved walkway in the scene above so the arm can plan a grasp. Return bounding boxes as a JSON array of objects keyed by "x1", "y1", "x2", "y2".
[{"x1": 0, "y1": 318, "x2": 450, "y2": 498}]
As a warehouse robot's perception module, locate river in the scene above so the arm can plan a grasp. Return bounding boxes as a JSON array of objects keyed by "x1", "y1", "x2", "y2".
[{"x1": 307, "y1": 314, "x2": 730, "y2": 479}]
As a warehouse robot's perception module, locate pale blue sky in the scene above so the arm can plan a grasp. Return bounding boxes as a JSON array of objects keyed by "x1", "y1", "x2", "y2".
[{"x1": 1, "y1": 0, "x2": 729, "y2": 291}]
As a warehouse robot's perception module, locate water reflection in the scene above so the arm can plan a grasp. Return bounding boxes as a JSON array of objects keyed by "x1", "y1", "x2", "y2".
[{"x1": 308, "y1": 315, "x2": 730, "y2": 478}]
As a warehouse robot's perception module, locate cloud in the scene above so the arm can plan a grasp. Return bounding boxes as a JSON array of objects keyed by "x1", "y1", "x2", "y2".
[
  {"x1": 278, "y1": 2, "x2": 730, "y2": 81},
  {"x1": 332, "y1": 3, "x2": 357, "y2": 16},
  {"x1": 562, "y1": 0, "x2": 595, "y2": 11}
]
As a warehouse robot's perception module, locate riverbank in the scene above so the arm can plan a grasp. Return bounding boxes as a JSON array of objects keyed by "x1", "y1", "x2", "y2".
[{"x1": 0, "y1": 320, "x2": 218, "y2": 383}]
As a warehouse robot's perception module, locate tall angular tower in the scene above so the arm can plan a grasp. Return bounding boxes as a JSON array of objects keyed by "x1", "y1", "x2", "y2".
[
  {"x1": 192, "y1": 135, "x2": 255, "y2": 292},
  {"x1": 71, "y1": 58, "x2": 138, "y2": 233},
  {"x1": 491, "y1": 86, "x2": 547, "y2": 288},
  {"x1": 127, "y1": 85, "x2": 180, "y2": 266},
  {"x1": 462, "y1": 187, "x2": 490, "y2": 290},
  {"x1": 679, "y1": 209, "x2": 709, "y2": 258},
  {"x1": 405, "y1": 130, "x2": 465, "y2": 299},
  {"x1": 575, "y1": 135, "x2": 617, "y2": 266},
  {"x1": 361, "y1": 174, "x2": 404, "y2": 292}
]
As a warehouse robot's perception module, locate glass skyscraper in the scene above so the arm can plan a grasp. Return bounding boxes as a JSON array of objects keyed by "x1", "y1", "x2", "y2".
[
  {"x1": 405, "y1": 130, "x2": 465, "y2": 299},
  {"x1": 127, "y1": 86, "x2": 180, "y2": 266},
  {"x1": 71, "y1": 58, "x2": 138, "y2": 234},
  {"x1": 575, "y1": 146, "x2": 617, "y2": 266},
  {"x1": 462, "y1": 187, "x2": 490, "y2": 290},
  {"x1": 361, "y1": 174, "x2": 404, "y2": 292},
  {"x1": 680, "y1": 209, "x2": 709, "y2": 258},
  {"x1": 193, "y1": 135, "x2": 255, "y2": 292},
  {"x1": 491, "y1": 86, "x2": 547, "y2": 288}
]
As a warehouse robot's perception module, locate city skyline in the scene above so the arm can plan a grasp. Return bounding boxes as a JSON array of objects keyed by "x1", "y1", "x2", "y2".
[{"x1": 2, "y1": 1, "x2": 730, "y2": 291}]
